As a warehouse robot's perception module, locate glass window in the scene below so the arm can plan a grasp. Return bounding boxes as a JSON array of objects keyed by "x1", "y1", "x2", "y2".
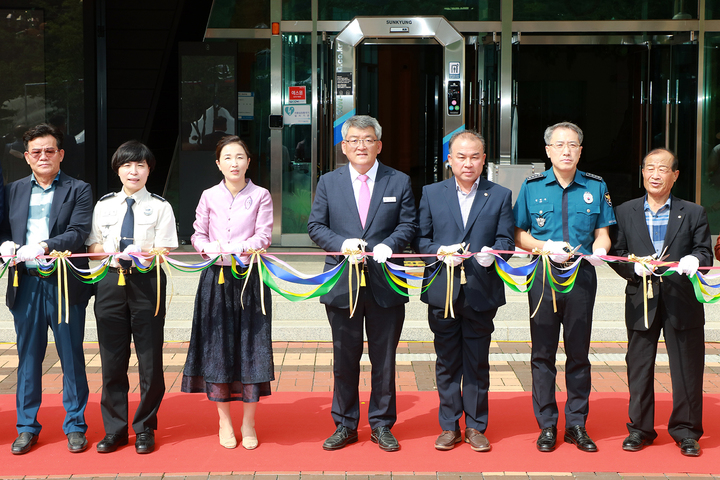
[
  {"x1": 283, "y1": 0, "x2": 311, "y2": 20},
  {"x1": 319, "y1": 0, "x2": 500, "y2": 22},
  {"x1": 702, "y1": 33, "x2": 720, "y2": 234},
  {"x1": 281, "y1": 33, "x2": 313, "y2": 234},
  {"x1": 0, "y1": 4, "x2": 85, "y2": 183},
  {"x1": 208, "y1": 0, "x2": 270, "y2": 28},
  {"x1": 708, "y1": 0, "x2": 720, "y2": 20},
  {"x1": 513, "y1": 0, "x2": 697, "y2": 21}
]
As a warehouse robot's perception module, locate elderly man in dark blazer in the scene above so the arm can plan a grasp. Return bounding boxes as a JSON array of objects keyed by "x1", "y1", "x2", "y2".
[
  {"x1": 0, "y1": 124, "x2": 93, "y2": 455},
  {"x1": 610, "y1": 148, "x2": 712, "y2": 457},
  {"x1": 308, "y1": 115, "x2": 417, "y2": 452},
  {"x1": 412, "y1": 130, "x2": 514, "y2": 452}
]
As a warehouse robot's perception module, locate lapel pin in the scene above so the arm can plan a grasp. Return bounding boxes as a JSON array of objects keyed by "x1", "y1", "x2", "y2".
[{"x1": 484, "y1": 192, "x2": 488, "y2": 196}]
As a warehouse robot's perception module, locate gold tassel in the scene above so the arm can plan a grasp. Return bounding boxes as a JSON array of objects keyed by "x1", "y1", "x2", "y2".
[
  {"x1": 13, "y1": 268, "x2": 18, "y2": 287},
  {"x1": 360, "y1": 269, "x2": 366, "y2": 287},
  {"x1": 118, "y1": 269, "x2": 126, "y2": 286},
  {"x1": 647, "y1": 278, "x2": 653, "y2": 299},
  {"x1": 460, "y1": 265, "x2": 467, "y2": 285},
  {"x1": 218, "y1": 265, "x2": 225, "y2": 284}
]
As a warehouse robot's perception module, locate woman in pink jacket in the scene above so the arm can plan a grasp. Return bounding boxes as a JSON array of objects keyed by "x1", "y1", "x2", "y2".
[{"x1": 181, "y1": 136, "x2": 274, "y2": 450}]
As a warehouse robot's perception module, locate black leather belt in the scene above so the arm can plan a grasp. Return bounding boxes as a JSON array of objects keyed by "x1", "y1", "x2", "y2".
[
  {"x1": 23, "y1": 267, "x2": 42, "y2": 277},
  {"x1": 108, "y1": 266, "x2": 137, "y2": 275}
]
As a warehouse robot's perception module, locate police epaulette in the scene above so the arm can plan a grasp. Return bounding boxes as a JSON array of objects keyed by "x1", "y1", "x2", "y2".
[
  {"x1": 99, "y1": 192, "x2": 116, "y2": 201},
  {"x1": 526, "y1": 173, "x2": 545, "y2": 182},
  {"x1": 583, "y1": 172, "x2": 603, "y2": 181},
  {"x1": 151, "y1": 193, "x2": 168, "y2": 202}
]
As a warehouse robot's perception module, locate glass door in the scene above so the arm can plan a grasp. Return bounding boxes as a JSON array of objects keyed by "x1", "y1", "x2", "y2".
[{"x1": 511, "y1": 36, "x2": 698, "y2": 207}]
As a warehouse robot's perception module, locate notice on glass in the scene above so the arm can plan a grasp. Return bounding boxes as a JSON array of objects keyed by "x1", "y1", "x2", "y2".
[
  {"x1": 238, "y1": 92, "x2": 254, "y2": 120},
  {"x1": 337, "y1": 72, "x2": 353, "y2": 96},
  {"x1": 283, "y1": 104, "x2": 311, "y2": 125}
]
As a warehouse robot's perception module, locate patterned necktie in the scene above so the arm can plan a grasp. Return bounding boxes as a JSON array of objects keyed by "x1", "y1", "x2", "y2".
[
  {"x1": 358, "y1": 174, "x2": 370, "y2": 228},
  {"x1": 119, "y1": 197, "x2": 135, "y2": 268}
]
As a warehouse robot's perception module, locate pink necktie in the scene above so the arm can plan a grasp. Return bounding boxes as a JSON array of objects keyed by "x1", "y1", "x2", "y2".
[{"x1": 358, "y1": 174, "x2": 370, "y2": 228}]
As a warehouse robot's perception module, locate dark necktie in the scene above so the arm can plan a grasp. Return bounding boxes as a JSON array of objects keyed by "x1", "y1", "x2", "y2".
[{"x1": 119, "y1": 197, "x2": 135, "y2": 268}]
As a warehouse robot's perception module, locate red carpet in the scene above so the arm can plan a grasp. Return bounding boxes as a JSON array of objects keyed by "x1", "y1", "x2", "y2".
[{"x1": 0, "y1": 392, "x2": 719, "y2": 476}]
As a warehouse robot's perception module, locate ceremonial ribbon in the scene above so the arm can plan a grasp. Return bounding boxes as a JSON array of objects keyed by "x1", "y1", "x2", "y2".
[
  {"x1": 241, "y1": 248, "x2": 268, "y2": 315},
  {"x1": 346, "y1": 251, "x2": 364, "y2": 318},
  {"x1": 691, "y1": 272, "x2": 720, "y2": 304},
  {"x1": 46, "y1": 251, "x2": 72, "y2": 324}
]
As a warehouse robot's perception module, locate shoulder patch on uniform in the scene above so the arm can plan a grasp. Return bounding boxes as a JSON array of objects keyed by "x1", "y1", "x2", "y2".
[
  {"x1": 151, "y1": 193, "x2": 168, "y2": 202},
  {"x1": 526, "y1": 173, "x2": 545, "y2": 182},
  {"x1": 99, "y1": 192, "x2": 116, "y2": 201},
  {"x1": 604, "y1": 192, "x2": 613, "y2": 207},
  {"x1": 583, "y1": 172, "x2": 603, "y2": 181}
]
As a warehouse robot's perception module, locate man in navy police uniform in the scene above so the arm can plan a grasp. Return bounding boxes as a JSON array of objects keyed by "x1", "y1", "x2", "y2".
[{"x1": 513, "y1": 121, "x2": 616, "y2": 453}]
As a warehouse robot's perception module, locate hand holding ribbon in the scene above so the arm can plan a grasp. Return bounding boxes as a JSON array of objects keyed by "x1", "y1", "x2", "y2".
[
  {"x1": 341, "y1": 238, "x2": 367, "y2": 265},
  {"x1": 475, "y1": 246, "x2": 495, "y2": 267}
]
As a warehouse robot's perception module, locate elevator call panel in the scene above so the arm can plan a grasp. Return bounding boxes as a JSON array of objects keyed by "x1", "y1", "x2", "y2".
[{"x1": 447, "y1": 81, "x2": 461, "y2": 116}]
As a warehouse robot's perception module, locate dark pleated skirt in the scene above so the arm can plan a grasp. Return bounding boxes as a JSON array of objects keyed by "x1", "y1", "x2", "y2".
[{"x1": 181, "y1": 265, "x2": 274, "y2": 402}]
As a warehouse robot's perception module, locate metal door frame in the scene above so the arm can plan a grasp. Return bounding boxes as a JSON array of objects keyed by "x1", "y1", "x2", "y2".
[{"x1": 331, "y1": 16, "x2": 465, "y2": 173}]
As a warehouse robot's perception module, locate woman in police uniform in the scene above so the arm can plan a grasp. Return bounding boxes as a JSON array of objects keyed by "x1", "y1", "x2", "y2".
[{"x1": 87, "y1": 140, "x2": 178, "y2": 454}]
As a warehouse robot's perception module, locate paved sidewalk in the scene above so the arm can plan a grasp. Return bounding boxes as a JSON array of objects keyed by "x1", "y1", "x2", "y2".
[{"x1": 2, "y1": 341, "x2": 720, "y2": 479}]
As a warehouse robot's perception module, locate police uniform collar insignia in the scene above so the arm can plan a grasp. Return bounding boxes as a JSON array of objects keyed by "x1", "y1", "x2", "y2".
[
  {"x1": 526, "y1": 172, "x2": 545, "y2": 182},
  {"x1": 584, "y1": 191, "x2": 593, "y2": 204},
  {"x1": 99, "y1": 192, "x2": 116, "y2": 201}
]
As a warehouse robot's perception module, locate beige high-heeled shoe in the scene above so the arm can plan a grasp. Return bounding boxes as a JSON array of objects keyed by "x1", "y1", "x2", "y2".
[
  {"x1": 219, "y1": 421, "x2": 237, "y2": 449},
  {"x1": 241, "y1": 426, "x2": 258, "y2": 450}
]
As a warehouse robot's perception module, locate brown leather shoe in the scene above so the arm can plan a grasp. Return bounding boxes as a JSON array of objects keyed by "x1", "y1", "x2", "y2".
[
  {"x1": 465, "y1": 428, "x2": 491, "y2": 452},
  {"x1": 435, "y1": 430, "x2": 461, "y2": 451}
]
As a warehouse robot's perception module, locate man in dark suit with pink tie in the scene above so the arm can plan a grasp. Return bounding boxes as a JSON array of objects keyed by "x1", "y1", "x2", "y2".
[{"x1": 308, "y1": 115, "x2": 417, "y2": 452}]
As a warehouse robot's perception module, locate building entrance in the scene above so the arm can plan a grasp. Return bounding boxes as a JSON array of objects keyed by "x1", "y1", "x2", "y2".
[{"x1": 355, "y1": 42, "x2": 443, "y2": 204}]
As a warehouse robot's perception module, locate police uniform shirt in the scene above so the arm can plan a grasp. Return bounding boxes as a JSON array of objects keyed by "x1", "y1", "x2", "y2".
[
  {"x1": 513, "y1": 168, "x2": 616, "y2": 255},
  {"x1": 86, "y1": 186, "x2": 179, "y2": 267}
]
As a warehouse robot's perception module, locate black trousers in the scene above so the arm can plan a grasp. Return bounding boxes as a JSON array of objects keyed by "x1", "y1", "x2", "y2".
[
  {"x1": 95, "y1": 268, "x2": 166, "y2": 436},
  {"x1": 528, "y1": 261, "x2": 596, "y2": 429},
  {"x1": 428, "y1": 288, "x2": 496, "y2": 432},
  {"x1": 626, "y1": 295, "x2": 704, "y2": 442},
  {"x1": 325, "y1": 287, "x2": 405, "y2": 431}
]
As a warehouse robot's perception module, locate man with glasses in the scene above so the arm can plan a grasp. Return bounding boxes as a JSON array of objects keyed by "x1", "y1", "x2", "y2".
[
  {"x1": 0, "y1": 123, "x2": 93, "y2": 455},
  {"x1": 308, "y1": 115, "x2": 417, "y2": 452},
  {"x1": 610, "y1": 148, "x2": 711, "y2": 456},
  {"x1": 513, "y1": 122, "x2": 616, "y2": 453}
]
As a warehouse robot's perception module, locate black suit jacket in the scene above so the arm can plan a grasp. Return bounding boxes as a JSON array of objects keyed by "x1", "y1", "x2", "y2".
[
  {"x1": 610, "y1": 196, "x2": 712, "y2": 331},
  {"x1": 412, "y1": 177, "x2": 515, "y2": 312},
  {"x1": 1, "y1": 171, "x2": 93, "y2": 308},
  {"x1": 307, "y1": 162, "x2": 417, "y2": 309}
]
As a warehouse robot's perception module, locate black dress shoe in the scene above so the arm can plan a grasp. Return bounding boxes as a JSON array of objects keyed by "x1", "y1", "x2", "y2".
[
  {"x1": 564, "y1": 425, "x2": 597, "y2": 452},
  {"x1": 371, "y1": 426, "x2": 399, "y2": 452},
  {"x1": 11, "y1": 432, "x2": 38, "y2": 455},
  {"x1": 536, "y1": 426, "x2": 557, "y2": 452},
  {"x1": 67, "y1": 432, "x2": 89, "y2": 453},
  {"x1": 678, "y1": 438, "x2": 701, "y2": 457},
  {"x1": 622, "y1": 432, "x2": 652, "y2": 452},
  {"x1": 135, "y1": 431, "x2": 155, "y2": 454},
  {"x1": 97, "y1": 433, "x2": 129, "y2": 453},
  {"x1": 322, "y1": 425, "x2": 358, "y2": 451}
]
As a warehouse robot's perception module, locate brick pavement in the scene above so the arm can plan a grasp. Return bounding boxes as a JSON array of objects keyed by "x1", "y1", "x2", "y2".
[{"x1": 2, "y1": 341, "x2": 720, "y2": 479}]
